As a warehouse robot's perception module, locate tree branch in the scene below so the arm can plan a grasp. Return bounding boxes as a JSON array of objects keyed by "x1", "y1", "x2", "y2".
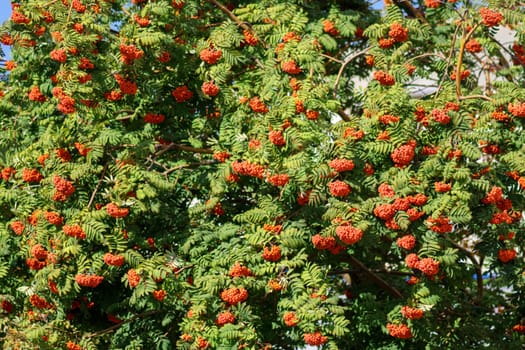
[
  {"x1": 87, "y1": 164, "x2": 108, "y2": 210},
  {"x1": 444, "y1": 236, "x2": 484, "y2": 303},
  {"x1": 393, "y1": 0, "x2": 427, "y2": 23},
  {"x1": 85, "y1": 310, "x2": 161, "y2": 338},
  {"x1": 163, "y1": 160, "x2": 217, "y2": 175},
  {"x1": 155, "y1": 142, "x2": 214, "y2": 157},
  {"x1": 345, "y1": 256, "x2": 403, "y2": 298},
  {"x1": 332, "y1": 46, "x2": 370, "y2": 98}
]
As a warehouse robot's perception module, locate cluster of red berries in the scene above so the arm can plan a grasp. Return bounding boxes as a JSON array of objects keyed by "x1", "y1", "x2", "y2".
[
  {"x1": 262, "y1": 245, "x2": 281, "y2": 262},
  {"x1": 115, "y1": 74, "x2": 138, "y2": 95},
  {"x1": 386, "y1": 323, "x2": 412, "y2": 339},
  {"x1": 267, "y1": 173, "x2": 290, "y2": 187},
  {"x1": 30, "y1": 244, "x2": 48, "y2": 260},
  {"x1": 53, "y1": 175, "x2": 75, "y2": 201},
  {"x1": 75, "y1": 274, "x2": 104, "y2": 288},
  {"x1": 379, "y1": 114, "x2": 399, "y2": 124},
  {"x1": 378, "y1": 183, "x2": 395, "y2": 198},
  {"x1": 388, "y1": 23, "x2": 409, "y2": 42},
  {"x1": 401, "y1": 305, "x2": 424, "y2": 319},
  {"x1": 465, "y1": 39, "x2": 482, "y2": 53},
  {"x1": 431, "y1": 108, "x2": 451, "y2": 125},
  {"x1": 52, "y1": 87, "x2": 76, "y2": 114},
  {"x1": 103, "y1": 253, "x2": 125, "y2": 267},
  {"x1": 396, "y1": 234, "x2": 416, "y2": 250},
  {"x1": 232, "y1": 160, "x2": 265, "y2": 179},
  {"x1": 172, "y1": 85, "x2": 193, "y2": 102},
  {"x1": 152, "y1": 289, "x2": 166, "y2": 301},
  {"x1": 56, "y1": 148, "x2": 71, "y2": 162},
  {"x1": 391, "y1": 140, "x2": 416, "y2": 167},
  {"x1": 213, "y1": 151, "x2": 231, "y2": 163},
  {"x1": 249, "y1": 96, "x2": 269, "y2": 113},
  {"x1": 21, "y1": 168, "x2": 43, "y2": 183},
  {"x1": 63, "y1": 224, "x2": 86, "y2": 239},
  {"x1": 134, "y1": 15, "x2": 150, "y2": 27},
  {"x1": 283, "y1": 312, "x2": 299, "y2": 326},
  {"x1": 50, "y1": 48, "x2": 67, "y2": 63},
  {"x1": 29, "y1": 294, "x2": 53, "y2": 309},
  {"x1": 303, "y1": 332, "x2": 328, "y2": 346},
  {"x1": 508, "y1": 102, "x2": 525, "y2": 117},
  {"x1": 512, "y1": 44, "x2": 525, "y2": 65},
  {"x1": 106, "y1": 203, "x2": 129, "y2": 218},
  {"x1": 10, "y1": 221, "x2": 25, "y2": 235},
  {"x1": 406, "y1": 254, "x2": 440, "y2": 277},
  {"x1": 120, "y1": 43, "x2": 144, "y2": 64},
  {"x1": 268, "y1": 130, "x2": 286, "y2": 146},
  {"x1": 479, "y1": 7, "x2": 503, "y2": 27},
  {"x1": 127, "y1": 269, "x2": 141, "y2": 288},
  {"x1": 311, "y1": 234, "x2": 337, "y2": 250},
  {"x1": 28, "y1": 86, "x2": 46, "y2": 102},
  {"x1": 450, "y1": 69, "x2": 470, "y2": 81},
  {"x1": 242, "y1": 29, "x2": 258, "y2": 46},
  {"x1": 220, "y1": 287, "x2": 248, "y2": 305},
  {"x1": 322, "y1": 20, "x2": 339, "y2": 36},
  {"x1": 434, "y1": 181, "x2": 452, "y2": 193},
  {"x1": 216, "y1": 311, "x2": 235, "y2": 326},
  {"x1": 66, "y1": 341, "x2": 81, "y2": 350},
  {"x1": 328, "y1": 180, "x2": 351, "y2": 197},
  {"x1": 498, "y1": 249, "x2": 516, "y2": 263},
  {"x1": 78, "y1": 57, "x2": 94, "y2": 70},
  {"x1": 373, "y1": 70, "x2": 395, "y2": 86},
  {"x1": 281, "y1": 60, "x2": 302, "y2": 74},
  {"x1": 336, "y1": 225, "x2": 363, "y2": 245},
  {"x1": 144, "y1": 113, "x2": 165, "y2": 124},
  {"x1": 427, "y1": 216, "x2": 453, "y2": 233},
  {"x1": 200, "y1": 48, "x2": 222, "y2": 64},
  {"x1": 512, "y1": 324, "x2": 525, "y2": 333},
  {"x1": 201, "y1": 81, "x2": 220, "y2": 96},
  {"x1": 329, "y1": 158, "x2": 355, "y2": 172},
  {"x1": 229, "y1": 262, "x2": 253, "y2": 277}
]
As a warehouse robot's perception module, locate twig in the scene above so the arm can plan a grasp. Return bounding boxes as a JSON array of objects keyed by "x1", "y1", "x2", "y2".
[
  {"x1": 459, "y1": 94, "x2": 492, "y2": 101},
  {"x1": 155, "y1": 142, "x2": 214, "y2": 157},
  {"x1": 319, "y1": 53, "x2": 344, "y2": 64},
  {"x1": 207, "y1": 0, "x2": 251, "y2": 32},
  {"x1": 444, "y1": 236, "x2": 484, "y2": 303},
  {"x1": 163, "y1": 160, "x2": 217, "y2": 175},
  {"x1": 393, "y1": 0, "x2": 427, "y2": 23},
  {"x1": 87, "y1": 164, "x2": 108, "y2": 210},
  {"x1": 434, "y1": 23, "x2": 461, "y2": 101},
  {"x1": 85, "y1": 310, "x2": 160, "y2": 338},
  {"x1": 332, "y1": 46, "x2": 370, "y2": 98},
  {"x1": 455, "y1": 23, "x2": 479, "y2": 100},
  {"x1": 345, "y1": 256, "x2": 403, "y2": 298}
]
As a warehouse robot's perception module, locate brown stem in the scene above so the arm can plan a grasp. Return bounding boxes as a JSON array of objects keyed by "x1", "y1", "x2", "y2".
[
  {"x1": 345, "y1": 256, "x2": 403, "y2": 298},
  {"x1": 332, "y1": 46, "x2": 370, "y2": 98},
  {"x1": 459, "y1": 94, "x2": 492, "y2": 101},
  {"x1": 87, "y1": 164, "x2": 108, "y2": 210},
  {"x1": 207, "y1": 0, "x2": 251, "y2": 32},
  {"x1": 444, "y1": 236, "x2": 484, "y2": 303},
  {"x1": 163, "y1": 160, "x2": 217, "y2": 175},
  {"x1": 455, "y1": 23, "x2": 479, "y2": 100},
  {"x1": 155, "y1": 142, "x2": 214, "y2": 157},
  {"x1": 434, "y1": 23, "x2": 461, "y2": 100},
  {"x1": 85, "y1": 310, "x2": 160, "y2": 338},
  {"x1": 393, "y1": 0, "x2": 427, "y2": 23}
]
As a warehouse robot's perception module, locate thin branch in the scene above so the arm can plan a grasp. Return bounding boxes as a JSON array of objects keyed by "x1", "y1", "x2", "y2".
[
  {"x1": 444, "y1": 236, "x2": 484, "y2": 303},
  {"x1": 434, "y1": 23, "x2": 461, "y2": 100},
  {"x1": 207, "y1": 0, "x2": 250, "y2": 32},
  {"x1": 455, "y1": 23, "x2": 479, "y2": 100},
  {"x1": 459, "y1": 94, "x2": 492, "y2": 101},
  {"x1": 155, "y1": 142, "x2": 214, "y2": 157},
  {"x1": 319, "y1": 53, "x2": 344, "y2": 64},
  {"x1": 332, "y1": 47, "x2": 370, "y2": 98},
  {"x1": 87, "y1": 164, "x2": 108, "y2": 210},
  {"x1": 393, "y1": 0, "x2": 427, "y2": 23},
  {"x1": 345, "y1": 256, "x2": 403, "y2": 298},
  {"x1": 85, "y1": 310, "x2": 160, "y2": 338},
  {"x1": 163, "y1": 160, "x2": 217, "y2": 175}
]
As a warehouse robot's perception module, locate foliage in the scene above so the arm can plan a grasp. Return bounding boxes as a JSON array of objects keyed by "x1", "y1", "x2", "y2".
[{"x1": 0, "y1": 0, "x2": 525, "y2": 349}]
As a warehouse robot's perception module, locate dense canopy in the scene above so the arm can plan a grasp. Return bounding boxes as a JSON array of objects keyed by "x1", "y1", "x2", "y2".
[{"x1": 0, "y1": 0, "x2": 525, "y2": 349}]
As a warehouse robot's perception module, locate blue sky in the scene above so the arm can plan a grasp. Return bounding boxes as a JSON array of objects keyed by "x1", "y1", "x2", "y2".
[{"x1": 1, "y1": 4, "x2": 11, "y2": 58}]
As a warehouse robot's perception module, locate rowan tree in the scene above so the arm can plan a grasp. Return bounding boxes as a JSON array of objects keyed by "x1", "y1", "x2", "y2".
[{"x1": 0, "y1": 0, "x2": 525, "y2": 349}]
